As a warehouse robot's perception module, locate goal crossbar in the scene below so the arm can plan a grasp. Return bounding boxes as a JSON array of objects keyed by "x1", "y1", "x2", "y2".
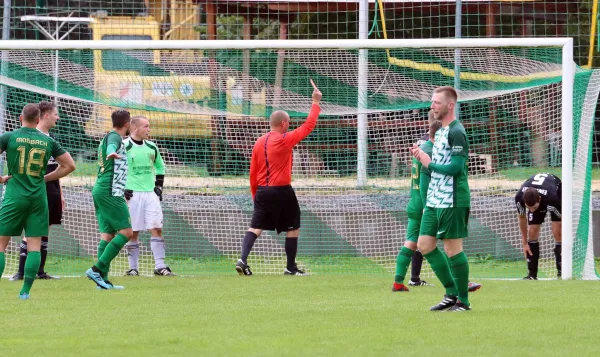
[{"x1": 0, "y1": 38, "x2": 574, "y2": 50}]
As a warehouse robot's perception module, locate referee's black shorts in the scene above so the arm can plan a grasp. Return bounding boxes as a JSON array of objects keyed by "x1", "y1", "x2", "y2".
[
  {"x1": 250, "y1": 185, "x2": 300, "y2": 234},
  {"x1": 47, "y1": 193, "x2": 63, "y2": 226}
]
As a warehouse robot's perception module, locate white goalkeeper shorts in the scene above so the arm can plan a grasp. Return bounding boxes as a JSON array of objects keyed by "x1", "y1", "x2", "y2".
[{"x1": 128, "y1": 191, "x2": 163, "y2": 231}]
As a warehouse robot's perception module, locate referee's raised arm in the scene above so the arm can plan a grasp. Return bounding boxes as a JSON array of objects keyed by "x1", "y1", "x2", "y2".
[
  {"x1": 249, "y1": 80, "x2": 322, "y2": 199},
  {"x1": 238, "y1": 80, "x2": 322, "y2": 276},
  {"x1": 282, "y1": 79, "x2": 322, "y2": 147}
]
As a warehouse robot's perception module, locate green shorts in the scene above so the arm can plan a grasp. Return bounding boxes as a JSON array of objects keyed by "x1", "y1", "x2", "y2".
[
  {"x1": 419, "y1": 206, "x2": 469, "y2": 239},
  {"x1": 0, "y1": 197, "x2": 49, "y2": 237},
  {"x1": 406, "y1": 216, "x2": 421, "y2": 243},
  {"x1": 92, "y1": 192, "x2": 131, "y2": 234}
]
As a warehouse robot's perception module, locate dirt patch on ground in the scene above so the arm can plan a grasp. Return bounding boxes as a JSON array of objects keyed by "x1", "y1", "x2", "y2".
[{"x1": 60, "y1": 176, "x2": 600, "y2": 194}]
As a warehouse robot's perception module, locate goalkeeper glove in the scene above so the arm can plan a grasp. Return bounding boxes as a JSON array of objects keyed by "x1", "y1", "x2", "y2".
[
  {"x1": 154, "y1": 174, "x2": 164, "y2": 201},
  {"x1": 124, "y1": 189, "x2": 133, "y2": 201},
  {"x1": 154, "y1": 186, "x2": 163, "y2": 201}
]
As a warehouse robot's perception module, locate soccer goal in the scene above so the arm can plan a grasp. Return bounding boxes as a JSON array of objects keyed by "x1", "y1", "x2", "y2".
[{"x1": 0, "y1": 38, "x2": 597, "y2": 280}]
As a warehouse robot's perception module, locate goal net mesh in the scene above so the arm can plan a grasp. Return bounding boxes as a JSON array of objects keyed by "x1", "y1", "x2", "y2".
[{"x1": 0, "y1": 45, "x2": 597, "y2": 279}]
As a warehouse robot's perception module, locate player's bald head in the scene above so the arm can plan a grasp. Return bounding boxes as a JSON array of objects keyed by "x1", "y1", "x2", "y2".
[
  {"x1": 21, "y1": 103, "x2": 40, "y2": 124},
  {"x1": 270, "y1": 110, "x2": 290, "y2": 128},
  {"x1": 131, "y1": 115, "x2": 149, "y2": 127}
]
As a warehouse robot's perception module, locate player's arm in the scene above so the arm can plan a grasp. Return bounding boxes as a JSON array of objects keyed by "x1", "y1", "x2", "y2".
[
  {"x1": 282, "y1": 81, "x2": 322, "y2": 147},
  {"x1": 515, "y1": 194, "x2": 531, "y2": 258},
  {"x1": 519, "y1": 215, "x2": 529, "y2": 249},
  {"x1": 153, "y1": 144, "x2": 166, "y2": 201},
  {"x1": 106, "y1": 133, "x2": 123, "y2": 160},
  {"x1": 249, "y1": 145, "x2": 259, "y2": 200},
  {"x1": 45, "y1": 140, "x2": 75, "y2": 182},
  {"x1": 0, "y1": 132, "x2": 11, "y2": 183},
  {"x1": 45, "y1": 152, "x2": 76, "y2": 182},
  {"x1": 419, "y1": 166, "x2": 431, "y2": 205},
  {"x1": 426, "y1": 155, "x2": 465, "y2": 176},
  {"x1": 425, "y1": 131, "x2": 468, "y2": 176},
  {"x1": 0, "y1": 132, "x2": 10, "y2": 155}
]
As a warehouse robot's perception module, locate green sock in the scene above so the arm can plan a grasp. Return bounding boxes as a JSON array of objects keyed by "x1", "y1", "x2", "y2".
[
  {"x1": 0, "y1": 252, "x2": 5, "y2": 281},
  {"x1": 424, "y1": 248, "x2": 458, "y2": 297},
  {"x1": 394, "y1": 246, "x2": 415, "y2": 284},
  {"x1": 443, "y1": 252, "x2": 452, "y2": 271},
  {"x1": 450, "y1": 252, "x2": 470, "y2": 306},
  {"x1": 20, "y1": 251, "x2": 41, "y2": 295},
  {"x1": 95, "y1": 234, "x2": 128, "y2": 274},
  {"x1": 97, "y1": 240, "x2": 110, "y2": 281}
]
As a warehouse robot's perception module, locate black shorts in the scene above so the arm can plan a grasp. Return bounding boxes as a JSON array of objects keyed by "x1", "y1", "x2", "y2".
[
  {"x1": 47, "y1": 194, "x2": 63, "y2": 226},
  {"x1": 527, "y1": 205, "x2": 562, "y2": 225},
  {"x1": 250, "y1": 185, "x2": 300, "y2": 234}
]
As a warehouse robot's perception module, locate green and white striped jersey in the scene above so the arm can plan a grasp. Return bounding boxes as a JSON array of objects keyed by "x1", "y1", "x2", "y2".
[
  {"x1": 426, "y1": 120, "x2": 470, "y2": 208},
  {"x1": 94, "y1": 130, "x2": 128, "y2": 197}
]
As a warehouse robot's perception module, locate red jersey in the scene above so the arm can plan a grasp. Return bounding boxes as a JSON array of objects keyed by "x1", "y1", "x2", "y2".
[{"x1": 250, "y1": 104, "x2": 321, "y2": 198}]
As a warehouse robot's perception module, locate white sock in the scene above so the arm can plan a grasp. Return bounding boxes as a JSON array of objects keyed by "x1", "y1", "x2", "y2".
[
  {"x1": 150, "y1": 237, "x2": 166, "y2": 269},
  {"x1": 126, "y1": 241, "x2": 140, "y2": 270}
]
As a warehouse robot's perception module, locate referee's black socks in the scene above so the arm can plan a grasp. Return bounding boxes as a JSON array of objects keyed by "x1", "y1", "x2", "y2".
[
  {"x1": 241, "y1": 231, "x2": 258, "y2": 264},
  {"x1": 285, "y1": 237, "x2": 298, "y2": 270}
]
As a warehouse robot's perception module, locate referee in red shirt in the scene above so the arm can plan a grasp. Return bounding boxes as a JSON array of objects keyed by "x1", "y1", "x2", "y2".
[{"x1": 236, "y1": 80, "x2": 322, "y2": 276}]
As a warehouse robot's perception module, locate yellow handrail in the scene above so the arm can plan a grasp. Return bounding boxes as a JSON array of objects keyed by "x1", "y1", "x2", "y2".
[{"x1": 586, "y1": 0, "x2": 599, "y2": 68}]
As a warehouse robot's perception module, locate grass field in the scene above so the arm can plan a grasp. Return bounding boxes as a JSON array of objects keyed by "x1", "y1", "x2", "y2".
[
  {"x1": 12, "y1": 255, "x2": 576, "y2": 279},
  {"x1": 1, "y1": 276, "x2": 599, "y2": 357}
]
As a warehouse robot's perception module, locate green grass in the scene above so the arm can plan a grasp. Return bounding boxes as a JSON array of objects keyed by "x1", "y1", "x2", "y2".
[
  {"x1": 1, "y1": 277, "x2": 599, "y2": 356},
  {"x1": 33, "y1": 255, "x2": 570, "y2": 279},
  {"x1": 498, "y1": 167, "x2": 600, "y2": 181}
]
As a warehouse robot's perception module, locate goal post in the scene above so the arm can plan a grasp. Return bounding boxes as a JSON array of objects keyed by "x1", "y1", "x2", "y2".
[
  {"x1": 561, "y1": 38, "x2": 575, "y2": 279},
  {"x1": 0, "y1": 38, "x2": 596, "y2": 279}
]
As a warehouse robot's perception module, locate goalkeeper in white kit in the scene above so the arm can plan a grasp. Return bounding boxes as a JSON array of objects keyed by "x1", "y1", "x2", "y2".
[{"x1": 123, "y1": 116, "x2": 175, "y2": 276}]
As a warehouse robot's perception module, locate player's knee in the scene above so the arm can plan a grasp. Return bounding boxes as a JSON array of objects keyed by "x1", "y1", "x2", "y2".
[
  {"x1": 443, "y1": 240, "x2": 464, "y2": 257},
  {"x1": 120, "y1": 228, "x2": 134, "y2": 240},
  {"x1": 552, "y1": 223, "x2": 562, "y2": 241},
  {"x1": 404, "y1": 241, "x2": 417, "y2": 250},
  {"x1": 286, "y1": 229, "x2": 299, "y2": 238},
  {"x1": 248, "y1": 228, "x2": 262, "y2": 237},
  {"x1": 444, "y1": 246, "x2": 458, "y2": 258},
  {"x1": 417, "y1": 239, "x2": 435, "y2": 254},
  {"x1": 24, "y1": 237, "x2": 42, "y2": 251},
  {"x1": 0, "y1": 237, "x2": 11, "y2": 252}
]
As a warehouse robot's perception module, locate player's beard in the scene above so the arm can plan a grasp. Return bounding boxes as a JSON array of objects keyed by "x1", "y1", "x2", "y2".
[{"x1": 435, "y1": 106, "x2": 449, "y2": 121}]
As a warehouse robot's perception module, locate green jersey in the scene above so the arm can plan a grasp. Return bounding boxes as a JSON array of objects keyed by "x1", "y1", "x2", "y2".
[
  {"x1": 123, "y1": 137, "x2": 165, "y2": 192},
  {"x1": 426, "y1": 120, "x2": 470, "y2": 208},
  {"x1": 406, "y1": 140, "x2": 433, "y2": 218},
  {"x1": 0, "y1": 127, "x2": 66, "y2": 198},
  {"x1": 94, "y1": 130, "x2": 128, "y2": 197}
]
